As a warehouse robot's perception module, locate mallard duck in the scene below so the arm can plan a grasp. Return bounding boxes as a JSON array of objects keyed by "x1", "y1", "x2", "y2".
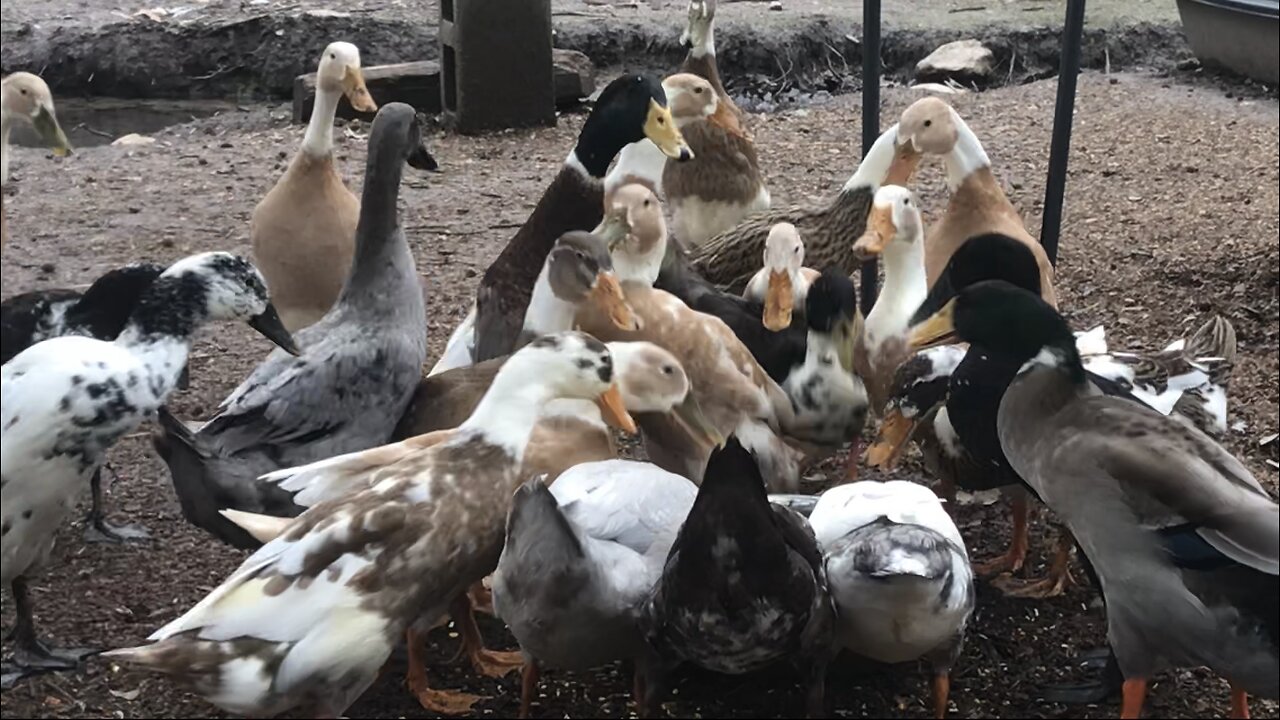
[
  {"x1": 2, "y1": 72, "x2": 72, "y2": 251},
  {"x1": 251, "y1": 42, "x2": 382, "y2": 333},
  {"x1": 809, "y1": 480, "x2": 975, "y2": 719},
  {"x1": 896, "y1": 96, "x2": 1057, "y2": 306},
  {"x1": 743, "y1": 223, "x2": 821, "y2": 331},
  {"x1": 153, "y1": 103, "x2": 432, "y2": 549},
  {"x1": 910, "y1": 280, "x2": 1278, "y2": 719},
  {"x1": 577, "y1": 183, "x2": 801, "y2": 490},
  {"x1": 2, "y1": 262, "x2": 166, "y2": 543},
  {"x1": 850, "y1": 184, "x2": 929, "y2": 414},
  {"x1": 2, "y1": 252, "x2": 295, "y2": 689},
  {"x1": 688, "y1": 122, "x2": 919, "y2": 291},
  {"x1": 457, "y1": 74, "x2": 692, "y2": 366},
  {"x1": 104, "y1": 332, "x2": 636, "y2": 717},
  {"x1": 875, "y1": 233, "x2": 1238, "y2": 599},
  {"x1": 641, "y1": 437, "x2": 835, "y2": 717},
  {"x1": 494, "y1": 462, "x2": 699, "y2": 718}
]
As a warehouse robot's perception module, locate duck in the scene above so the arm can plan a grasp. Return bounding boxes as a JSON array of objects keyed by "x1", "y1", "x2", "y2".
[
  {"x1": 808, "y1": 480, "x2": 975, "y2": 719},
  {"x1": 888, "y1": 233, "x2": 1238, "y2": 599},
  {"x1": 153, "y1": 103, "x2": 432, "y2": 550},
  {"x1": 688, "y1": 121, "x2": 920, "y2": 292},
  {"x1": 450, "y1": 74, "x2": 692, "y2": 367},
  {"x1": 849, "y1": 184, "x2": 930, "y2": 414},
  {"x1": 1, "y1": 252, "x2": 297, "y2": 689},
  {"x1": 895, "y1": 96, "x2": 1057, "y2": 306},
  {"x1": 104, "y1": 332, "x2": 637, "y2": 718},
  {"x1": 2, "y1": 262, "x2": 167, "y2": 543},
  {"x1": 743, "y1": 222, "x2": 821, "y2": 331},
  {"x1": 910, "y1": 280, "x2": 1277, "y2": 719},
  {"x1": 780, "y1": 268, "x2": 869, "y2": 481},
  {"x1": 250, "y1": 41, "x2": 382, "y2": 333},
  {"x1": 2, "y1": 72, "x2": 72, "y2": 251},
  {"x1": 493, "y1": 462, "x2": 699, "y2": 718},
  {"x1": 576, "y1": 183, "x2": 802, "y2": 490},
  {"x1": 640, "y1": 437, "x2": 835, "y2": 717}
]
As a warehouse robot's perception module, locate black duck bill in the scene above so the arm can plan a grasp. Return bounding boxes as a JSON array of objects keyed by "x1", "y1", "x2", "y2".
[{"x1": 249, "y1": 303, "x2": 302, "y2": 356}]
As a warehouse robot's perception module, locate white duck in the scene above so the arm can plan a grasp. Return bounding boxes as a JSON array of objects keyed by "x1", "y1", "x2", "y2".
[
  {"x1": 809, "y1": 480, "x2": 975, "y2": 719},
  {"x1": 1, "y1": 252, "x2": 296, "y2": 688},
  {"x1": 104, "y1": 332, "x2": 635, "y2": 717}
]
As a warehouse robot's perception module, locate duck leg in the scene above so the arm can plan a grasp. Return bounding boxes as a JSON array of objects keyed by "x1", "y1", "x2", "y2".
[
  {"x1": 468, "y1": 579, "x2": 495, "y2": 616},
  {"x1": 82, "y1": 465, "x2": 151, "y2": 543},
  {"x1": 1230, "y1": 682, "x2": 1250, "y2": 719},
  {"x1": 1120, "y1": 677, "x2": 1147, "y2": 719},
  {"x1": 842, "y1": 437, "x2": 862, "y2": 483},
  {"x1": 519, "y1": 660, "x2": 541, "y2": 719},
  {"x1": 1, "y1": 577, "x2": 97, "y2": 689},
  {"x1": 1039, "y1": 647, "x2": 1123, "y2": 704},
  {"x1": 403, "y1": 626, "x2": 483, "y2": 715},
  {"x1": 973, "y1": 487, "x2": 1029, "y2": 576},
  {"x1": 452, "y1": 593, "x2": 523, "y2": 678},
  {"x1": 992, "y1": 525, "x2": 1076, "y2": 599},
  {"x1": 931, "y1": 672, "x2": 951, "y2": 718}
]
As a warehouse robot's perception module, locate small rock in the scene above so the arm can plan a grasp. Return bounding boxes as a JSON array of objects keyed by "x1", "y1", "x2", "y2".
[
  {"x1": 915, "y1": 39, "x2": 994, "y2": 85},
  {"x1": 1176, "y1": 57, "x2": 1201, "y2": 71},
  {"x1": 112, "y1": 133, "x2": 155, "y2": 146},
  {"x1": 768, "y1": 0, "x2": 782, "y2": 10},
  {"x1": 40, "y1": 263, "x2": 57, "y2": 274}
]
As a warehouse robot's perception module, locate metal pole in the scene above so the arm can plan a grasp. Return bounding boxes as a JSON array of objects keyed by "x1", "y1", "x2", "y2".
[
  {"x1": 859, "y1": 0, "x2": 882, "y2": 310},
  {"x1": 1039, "y1": 0, "x2": 1086, "y2": 266}
]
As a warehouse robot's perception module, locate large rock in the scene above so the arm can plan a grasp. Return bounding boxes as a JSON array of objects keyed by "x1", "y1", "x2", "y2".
[{"x1": 915, "y1": 39, "x2": 995, "y2": 85}]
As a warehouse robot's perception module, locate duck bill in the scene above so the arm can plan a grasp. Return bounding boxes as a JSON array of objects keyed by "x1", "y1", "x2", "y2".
[
  {"x1": 34, "y1": 106, "x2": 72, "y2": 157},
  {"x1": 342, "y1": 66, "x2": 378, "y2": 112},
  {"x1": 762, "y1": 270, "x2": 794, "y2": 331},
  {"x1": 407, "y1": 144, "x2": 439, "y2": 172},
  {"x1": 864, "y1": 409, "x2": 918, "y2": 469},
  {"x1": 591, "y1": 271, "x2": 638, "y2": 331},
  {"x1": 672, "y1": 392, "x2": 724, "y2": 448},
  {"x1": 835, "y1": 317, "x2": 856, "y2": 373},
  {"x1": 249, "y1": 304, "x2": 301, "y2": 356},
  {"x1": 852, "y1": 205, "x2": 894, "y2": 260},
  {"x1": 909, "y1": 300, "x2": 959, "y2": 351},
  {"x1": 644, "y1": 100, "x2": 693, "y2": 161},
  {"x1": 596, "y1": 384, "x2": 638, "y2": 434},
  {"x1": 595, "y1": 211, "x2": 630, "y2": 253},
  {"x1": 885, "y1": 139, "x2": 922, "y2": 185}
]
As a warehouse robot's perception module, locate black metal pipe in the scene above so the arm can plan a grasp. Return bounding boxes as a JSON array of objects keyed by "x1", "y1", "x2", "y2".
[
  {"x1": 859, "y1": 0, "x2": 882, "y2": 310},
  {"x1": 1039, "y1": 0, "x2": 1087, "y2": 266}
]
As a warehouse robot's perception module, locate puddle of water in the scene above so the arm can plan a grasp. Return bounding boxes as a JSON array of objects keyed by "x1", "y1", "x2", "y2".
[{"x1": 7, "y1": 98, "x2": 238, "y2": 148}]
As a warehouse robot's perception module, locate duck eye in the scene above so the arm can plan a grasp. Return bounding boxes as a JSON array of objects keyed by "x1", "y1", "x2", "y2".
[
  {"x1": 643, "y1": 199, "x2": 651, "y2": 208},
  {"x1": 330, "y1": 53, "x2": 337, "y2": 60},
  {"x1": 20, "y1": 88, "x2": 28, "y2": 95},
  {"x1": 694, "y1": 87, "x2": 703, "y2": 94},
  {"x1": 923, "y1": 119, "x2": 932, "y2": 128},
  {"x1": 662, "y1": 365, "x2": 674, "y2": 375}
]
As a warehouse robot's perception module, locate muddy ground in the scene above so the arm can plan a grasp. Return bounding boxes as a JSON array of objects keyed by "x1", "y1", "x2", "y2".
[
  {"x1": 2, "y1": 0, "x2": 1200, "y2": 104},
  {"x1": 2, "y1": 71, "x2": 1279, "y2": 718}
]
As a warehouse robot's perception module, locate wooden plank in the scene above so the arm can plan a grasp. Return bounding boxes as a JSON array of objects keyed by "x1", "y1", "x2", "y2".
[{"x1": 292, "y1": 50, "x2": 595, "y2": 124}]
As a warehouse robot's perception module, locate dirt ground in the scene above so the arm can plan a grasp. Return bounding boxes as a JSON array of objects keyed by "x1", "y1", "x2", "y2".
[{"x1": 2, "y1": 72, "x2": 1278, "y2": 718}]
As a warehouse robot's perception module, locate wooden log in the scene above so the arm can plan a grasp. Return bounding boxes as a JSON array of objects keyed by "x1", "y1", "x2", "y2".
[{"x1": 292, "y1": 50, "x2": 595, "y2": 124}]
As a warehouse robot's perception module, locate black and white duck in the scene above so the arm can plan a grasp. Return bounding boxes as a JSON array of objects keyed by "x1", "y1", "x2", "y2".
[{"x1": 1, "y1": 251, "x2": 296, "y2": 688}]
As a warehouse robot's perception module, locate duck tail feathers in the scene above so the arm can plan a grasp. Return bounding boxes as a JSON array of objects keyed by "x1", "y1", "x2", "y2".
[
  {"x1": 219, "y1": 508, "x2": 291, "y2": 544},
  {"x1": 1185, "y1": 315, "x2": 1237, "y2": 368}
]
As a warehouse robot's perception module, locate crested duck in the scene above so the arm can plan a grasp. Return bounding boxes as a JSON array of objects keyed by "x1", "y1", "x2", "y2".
[
  {"x1": 251, "y1": 41, "x2": 383, "y2": 332},
  {"x1": 1, "y1": 252, "x2": 296, "y2": 688},
  {"x1": 457, "y1": 74, "x2": 692, "y2": 366},
  {"x1": 2, "y1": 262, "x2": 166, "y2": 543},
  {"x1": 494, "y1": 462, "x2": 699, "y2": 718},
  {"x1": 153, "y1": 103, "x2": 432, "y2": 549},
  {"x1": 911, "y1": 280, "x2": 1277, "y2": 719},
  {"x1": 743, "y1": 222, "x2": 820, "y2": 331},
  {"x1": 2, "y1": 72, "x2": 72, "y2": 251},
  {"x1": 104, "y1": 332, "x2": 637, "y2": 717},
  {"x1": 641, "y1": 437, "x2": 835, "y2": 717},
  {"x1": 809, "y1": 480, "x2": 974, "y2": 719}
]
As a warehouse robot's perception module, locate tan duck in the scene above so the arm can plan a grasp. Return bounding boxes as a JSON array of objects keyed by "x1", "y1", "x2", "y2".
[
  {"x1": 2, "y1": 72, "x2": 72, "y2": 251},
  {"x1": 742, "y1": 222, "x2": 820, "y2": 331},
  {"x1": 250, "y1": 41, "x2": 378, "y2": 332},
  {"x1": 849, "y1": 185, "x2": 929, "y2": 414},
  {"x1": 106, "y1": 332, "x2": 637, "y2": 717},
  {"x1": 576, "y1": 183, "x2": 802, "y2": 491},
  {"x1": 689, "y1": 122, "x2": 920, "y2": 292},
  {"x1": 896, "y1": 97, "x2": 1057, "y2": 307}
]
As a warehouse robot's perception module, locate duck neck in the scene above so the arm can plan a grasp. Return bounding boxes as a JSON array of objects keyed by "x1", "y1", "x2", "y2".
[
  {"x1": 865, "y1": 238, "x2": 927, "y2": 343},
  {"x1": 461, "y1": 370, "x2": 559, "y2": 456},
  {"x1": 300, "y1": 86, "x2": 341, "y2": 159},
  {"x1": 572, "y1": 112, "x2": 632, "y2": 178},
  {"x1": 114, "y1": 276, "x2": 204, "y2": 401},
  {"x1": 524, "y1": 265, "x2": 579, "y2": 336},
  {"x1": 842, "y1": 123, "x2": 901, "y2": 193},
  {"x1": 943, "y1": 110, "x2": 991, "y2": 192},
  {"x1": 343, "y1": 139, "x2": 407, "y2": 292},
  {"x1": 1006, "y1": 344, "x2": 1088, "y2": 423},
  {"x1": 1, "y1": 115, "x2": 12, "y2": 185},
  {"x1": 616, "y1": 240, "x2": 666, "y2": 287}
]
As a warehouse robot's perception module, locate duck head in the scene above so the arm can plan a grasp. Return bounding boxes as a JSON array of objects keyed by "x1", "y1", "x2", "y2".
[
  {"x1": 316, "y1": 41, "x2": 377, "y2": 113},
  {"x1": 760, "y1": 223, "x2": 806, "y2": 331},
  {"x1": 518, "y1": 332, "x2": 638, "y2": 433},
  {"x1": 155, "y1": 252, "x2": 300, "y2": 355},
  {"x1": 897, "y1": 96, "x2": 959, "y2": 155},
  {"x1": 548, "y1": 231, "x2": 637, "y2": 332},
  {"x1": 609, "y1": 341, "x2": 723, "y2": 447},
  {"x1": 2, "y1": 72, "x2": 72, "y2": 160},
  {"x1": 574, "y1": 74, "x2": 693, "y2": 177},
  {"x1": 910, "y1": 232, "x2": 1042, "y2": 327},
  {"x1": 852, "y1": 185, "x2": 923, "y2": 260},
  {"x1": 597, "y1": 183, "x2": 668, "y2": 285},
  {"x1": 662, "y1": 73, "x2": 719, "y2": 128},
  {"x1": 679, "y1": 0, "x2": 717, "y2": 53}
]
